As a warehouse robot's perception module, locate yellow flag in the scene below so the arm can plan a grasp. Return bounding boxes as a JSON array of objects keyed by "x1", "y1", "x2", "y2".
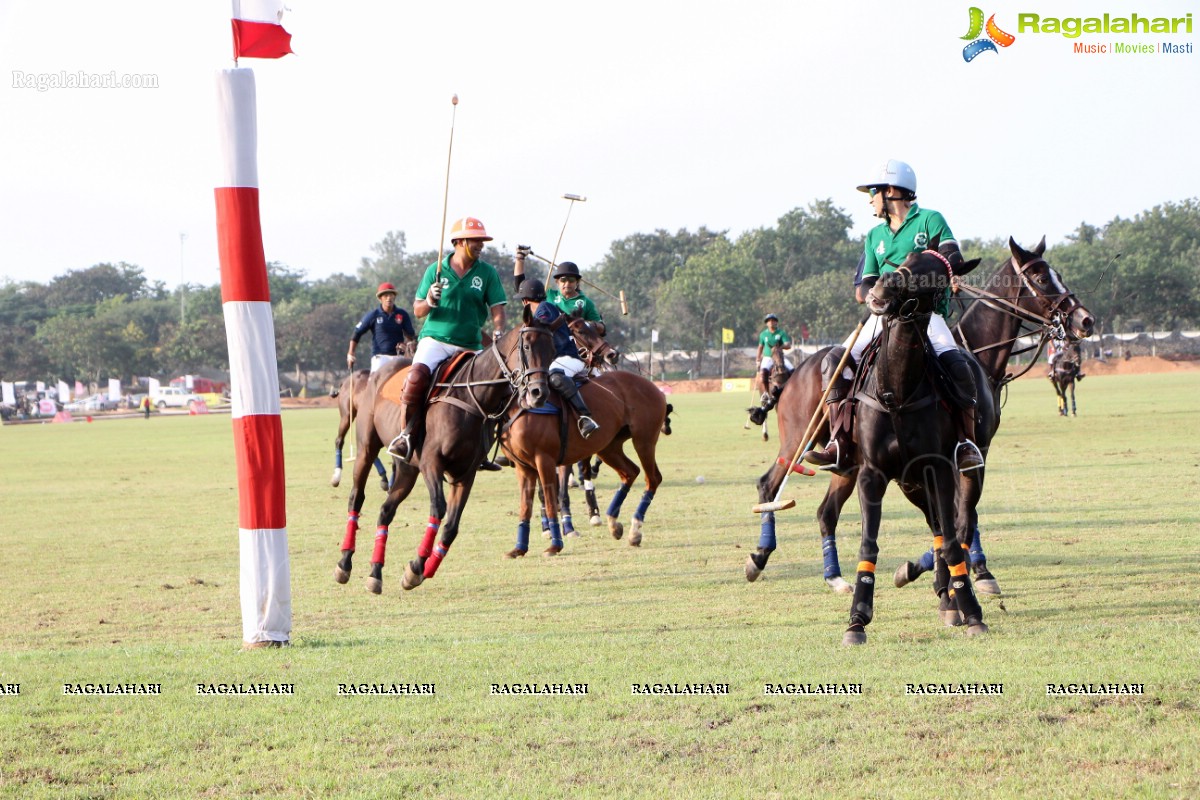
[{"x1": 722, "y1": 328, "x2": 735, "y2": 344}]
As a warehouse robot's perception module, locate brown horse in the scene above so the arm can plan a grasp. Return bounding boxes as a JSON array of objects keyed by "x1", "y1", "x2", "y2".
[
  {"x1": 500, "y1": 369, "x2": 672, "y2": 556},
  {"x1": 747, "y1": 342, "x2": 795, "y2": 440},
  {"x1": 1049, "y1": 340, "x2": 1083, "y2": 416},
  {"x1": 333, "y1": 308, "x2": 556, "y2": 594},
  {"x1": 746, "y1": 237, "x2": 1095, "y2": 599},
  {"x1": 329, "y1": 370, "x2": 393, "y2": 491}
]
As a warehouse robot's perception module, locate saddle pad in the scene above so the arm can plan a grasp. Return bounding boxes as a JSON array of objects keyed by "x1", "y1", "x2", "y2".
[
  {"x1": 526, "y1": 401, "x2": 560, "y2": 416},
  {"x1": 377, "y1": 351, "x2": 475, "y2": 407},
  {"x1": 378, "y1": 366, "x2": 410, "y2": 406}
]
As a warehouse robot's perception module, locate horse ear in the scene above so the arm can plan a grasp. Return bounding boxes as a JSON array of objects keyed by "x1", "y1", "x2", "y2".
[
  {"x1": 928, "y1": 234, "x2": 941, "y2": 252},
  {"x1": 957, "y1": 258, "x2": 983, "y2": 277},
  {"x1": 1033, "y1": 235, "x2": 1047, "y2": 257},
  {"x1": 1009, "y1": 236, "x2": 1030, "y2": 261},
  {"x1": 523, "y1": 304, "x2": 534, "y2": 326}
]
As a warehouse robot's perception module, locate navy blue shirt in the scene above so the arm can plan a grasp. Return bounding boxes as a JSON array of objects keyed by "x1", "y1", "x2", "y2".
[
  {"x1": 351, "y1": 305, "x2": 416, "y2": 356},
  {"x1": 852, "y1": 252, "x2": 866, "y2": 287},
  {"x1": 530, "y1": 301, "x2": 578, "y2": 359}
]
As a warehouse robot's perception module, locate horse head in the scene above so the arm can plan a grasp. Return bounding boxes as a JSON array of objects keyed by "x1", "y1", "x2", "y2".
[
  {"x1": 869, "y1": 241, "x2": 975, "y2": 321},
  {"x1": 568, "y1": 313, "x2": 619, "y2": 368},
  {"x1": 1008, "y1": 236, "x2": 1095, "y2": 340},
  {"x1": 496, "y1": 305, "x2": 556, "y2": 410}
]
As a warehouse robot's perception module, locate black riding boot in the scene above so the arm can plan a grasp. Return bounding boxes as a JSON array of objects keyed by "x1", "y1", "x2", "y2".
[
  {"x1": 937, "y1": 350, "x2": 984, "y2": 472},
  {"x1": 802, "y1": 347, "x2": 856, "y2": 471},
  {"x1": 391, "y1": 364, "x2": 431, "y2": 460},
  {"x1": 550, "y1": 371, "x2": 599, "y2": 438}
]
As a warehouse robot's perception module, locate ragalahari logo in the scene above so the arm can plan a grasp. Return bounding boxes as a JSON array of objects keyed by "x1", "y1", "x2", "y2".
[{"x1": 962, "y1": 7, "x2": 1016, "y2": 61}]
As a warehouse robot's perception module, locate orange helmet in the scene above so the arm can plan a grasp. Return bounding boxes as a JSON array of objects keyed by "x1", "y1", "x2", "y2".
[{"x1": 449, "y1": 217, "x2": 493, "y2": 242}]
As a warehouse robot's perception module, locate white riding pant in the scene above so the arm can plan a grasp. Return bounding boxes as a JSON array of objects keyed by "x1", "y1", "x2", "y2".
[
  {"x1": 760, "y1": 354, "x2": 794, "y2": 372},
  {"x1": 370, "y1": 354, "x2": 404, "y2": 373},
  {"x1": 551, "y1": 355, "x2": 588, "y2": 379},
  {"x1": 841, "y1": 313, "x2": 957, "y2": 378},
  {"x1": 412, "y1": 338, "x2": 475, "y2": 372}
]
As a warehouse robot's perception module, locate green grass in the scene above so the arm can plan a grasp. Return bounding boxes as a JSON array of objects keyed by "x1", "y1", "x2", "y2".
[{"x1": 1, "y1": 373, "x2": 1198, "y2": 798}]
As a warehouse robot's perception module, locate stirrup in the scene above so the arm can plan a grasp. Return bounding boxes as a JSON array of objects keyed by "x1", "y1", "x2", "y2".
[
  {"x1": 802, "y1": 440, "x2": 842, "y2": 471},
  {"x1": 955, "y1": 440, "x2": 985, "y2": 473},
  {"x1": 577, "y1": 416, "x2": 599, "y2": 438},
  {"x1": 387, "y1": 431, "x2": 413, "y2": 461}
]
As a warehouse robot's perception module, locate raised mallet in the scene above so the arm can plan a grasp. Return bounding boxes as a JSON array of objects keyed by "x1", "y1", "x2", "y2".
[
  {"x1": 435, "y1": 93, "x2": 459, "y2": 283},
  {"x1": 527, "y1": 250, "x2": 628, "y2": 315},
  {"x1": 545, "y1": 193, "x2": 587, "y2": 291}
]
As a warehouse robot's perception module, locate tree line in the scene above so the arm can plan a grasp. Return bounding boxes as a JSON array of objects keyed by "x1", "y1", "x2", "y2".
[{"x1": 2, "y1": 197, "x2": 1197, "y2": 387}]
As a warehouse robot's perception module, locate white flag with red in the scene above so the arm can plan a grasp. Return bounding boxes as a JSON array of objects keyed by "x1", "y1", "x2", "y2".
[{"x1": 232, "y1": 0, "x2": 293, "y2": 60}]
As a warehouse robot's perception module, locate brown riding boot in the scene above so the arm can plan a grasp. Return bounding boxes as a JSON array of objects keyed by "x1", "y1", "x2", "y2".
[
  {"x1": 391, "y1": 364, "x2": 431, "y2": 460},
  {"x1": 803, "y1": 392, "x2": 854, "y2": 471},
  {"x1": 759, "y1": 369, "x2": 772, "y2": 404}
]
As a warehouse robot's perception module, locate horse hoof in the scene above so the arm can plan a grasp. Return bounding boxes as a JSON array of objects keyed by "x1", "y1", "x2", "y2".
[
  {"x1": 330, "y1": 469, "x2": 342, "y2": 487},
  {"x1": 940, "y1": 608, "x2": 965, "y2": 627},
  {"x1": 379, "y1": 477, "x2": 389, "y2": 492},
  {"x1": 543, "y1": 545, "x2": 563, "y2": 557},
  {"x1": 745, "y1": 556, "x2": 762, "y2": 583},
  {"x1": 541, "y1": 529, "x2": 551, "y2": 538},
  {"x1": 825, "y1": 576, "x2": 853, "y2": 594},
  {"x1": 566, "y1": 530, "x2": 580, "y2": 538},
  {"x1": 401, "y1": 563, "x2": 423, "y2": 590},
  {"x1": 975, "y1": 577, "x2": 1002, "y2": 596},
  {"x1": 966, "y1": 622, "x2": 989, "y2": 637},
  {"x1": 629, "y1": 520, "x2": 643, "y2": 547},
  {"x1": 762, "y1": 432, "x2": 769, "y2": 442},
  {"x1": 589, "y1": 515, "x2": 602, "y2": 527},
  {"x1": 504, "y1": 548, "x2": 528, "y2": 559},
  {"x1": 893, "y1": 561, "x2": 918, "y2": 588},
  {"x1": 608, "y1": 516, "x2": 624, "y2": 540},
  {"x1": 842, "y1": 629, "x2": 867, "y2": 646},
  {"x1": 333, "y1": 565, "x2": 350, "y2": 584},
  {"x1": 365, "y1": 577, "x2": 382, "y2": 595}
]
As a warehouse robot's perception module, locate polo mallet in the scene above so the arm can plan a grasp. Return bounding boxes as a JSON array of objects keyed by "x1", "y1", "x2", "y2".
[
  {"x1": 528, "y1": 251, "x2": 629, "y2": 315},
  {"x1": 434, "y1": 94, "x2": 459, "y2": 284},
  {"x1": 545, "y1": 194, "x2": 587, "y2": 292},
  {"x1": 751, "y1": 313, "x2": 870, "y2": 514}
]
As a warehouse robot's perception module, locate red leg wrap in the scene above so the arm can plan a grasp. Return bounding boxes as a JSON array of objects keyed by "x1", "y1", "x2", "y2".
[
  {"x1": 417, "y1": 516, "x2": 439, "y2": 558},
  {"x1": 423, "y1": 543, "x2": 449, "y2": 578},
  {"x1": 341, "y1": 512, "x2": 360, "y2": 552},
  {"x1": 371, "y1": 526, "x2": 388, "y2": 565}
]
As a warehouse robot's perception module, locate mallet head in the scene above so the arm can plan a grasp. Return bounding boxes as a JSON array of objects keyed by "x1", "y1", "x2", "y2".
[
  {"x1": 562, "y1": 193, "x2": 586, "y2": 202},
  {"x1": 750, "y1": 499, "x2": 796, "y2": 515}
]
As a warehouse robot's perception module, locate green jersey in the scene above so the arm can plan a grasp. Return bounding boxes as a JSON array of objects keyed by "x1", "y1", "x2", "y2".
[
  {"x1": 548, "y1": 288, "x2": 603, "y2": 324},
  {"x1": 415, "y1": 256, "x2": 507, "y2": 348},
  {"x1": 862, "y1": 204, "x2": 956, "y2": 316},
  {"x1": 758, "y1": 328, "x2": 791, "y2": 351}
]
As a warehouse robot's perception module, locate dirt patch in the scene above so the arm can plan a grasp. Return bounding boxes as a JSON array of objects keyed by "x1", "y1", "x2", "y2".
[{"x1": 1016, "y1": 355, "x2": 1200, "y2": 380}]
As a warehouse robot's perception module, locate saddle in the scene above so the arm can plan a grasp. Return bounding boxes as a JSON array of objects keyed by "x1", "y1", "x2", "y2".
[
  {"x1": 377, "y1": 351, "x2": 474, "y2": 408},
  {"x1": 846, "y1": 336, "x2": 964, "y2": 420}
]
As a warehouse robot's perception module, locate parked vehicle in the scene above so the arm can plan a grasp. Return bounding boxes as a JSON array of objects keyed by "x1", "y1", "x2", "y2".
[
  {"x1": 153, "y1": 387, "x2": 203, "y2": 409},
  {"x1": 65, "y1": 393, "x2": 120, "y2": 413}
]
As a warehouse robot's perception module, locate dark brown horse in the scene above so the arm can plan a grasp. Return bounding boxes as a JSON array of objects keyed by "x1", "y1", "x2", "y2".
[
  {"x1": 842, "y1": 248, "x2": 990, "y2": 644},
  {"x1": 501, "y1": 370, "x2": 672, "y2": 556},
  {"x1": 329, "y1": 370, "x2": 393, "y2": 491},
  {"x1": 1049, "y1": 340, "x2": 1083, "y2": 416},
  {"x1": 747, "y1": 237, "x2": 1095, "y2": 599},
  {"x1": 332, "y1": 308, "x2": 556, "y2": 594}
]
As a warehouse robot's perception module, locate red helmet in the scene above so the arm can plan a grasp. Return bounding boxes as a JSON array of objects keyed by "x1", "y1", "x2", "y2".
[
  {"x1": 376, "y1": 282, "x2": 397, "y2": 298},
  {"x1": 449, "y1": 217, "x2": 493, "y2": 242}
]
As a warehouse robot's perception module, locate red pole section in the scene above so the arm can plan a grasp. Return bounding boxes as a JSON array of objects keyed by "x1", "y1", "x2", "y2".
[{"x1": 214, "y1": 68, "x2": 291, "y2": 648}]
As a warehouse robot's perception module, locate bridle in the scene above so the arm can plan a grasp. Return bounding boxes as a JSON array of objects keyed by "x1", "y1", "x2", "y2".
[
  {"x1": 568, "y1": 319, "x2": 618, "y2": 371},
  {"x1": 432, "y1": 326, "x2": 552, "y2": 421}
]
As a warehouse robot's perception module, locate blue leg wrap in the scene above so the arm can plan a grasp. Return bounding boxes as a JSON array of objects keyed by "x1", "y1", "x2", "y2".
[
  {"x1": 562, "y1": 514, "x2": 574, "y2": 535},
  {"x1": 547, "y1": 519, "x2": 562, "y2": 549},
  {"x1": 918, "y1": 548, "x2": 936, "y2": 573},
  {"x1": 540, "y1": 513, "x2": 550, "y2": 532},
  {"x1": 334, "y1": 450, "x2": 343, "y2": 469},
  {"x1": 633, "y1": 490, "x2": 654, "y2": 522},
  {"x1": 607, "y1": 482, "x2": 632, "y2": 518},
  {"x1": 757, "y1": 512, "x2": 777, "y2": 552},
  {"x1": 821, "y1": 535, "x2": 841, "y2": 579},
  {"x1": 515, "y1": 520, "x2": 530, "y2": 552},
  {"x1": 373, "y1": 458, "x2": 387, "y2": 477},
  {"x1": 968, "y1": 523, "x2": 985, "y2": 567}
]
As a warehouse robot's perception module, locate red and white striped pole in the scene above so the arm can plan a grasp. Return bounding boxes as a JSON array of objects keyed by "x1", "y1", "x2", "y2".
[{"x1": 214, "y1": 68, "x2": 291, "y2": 648}]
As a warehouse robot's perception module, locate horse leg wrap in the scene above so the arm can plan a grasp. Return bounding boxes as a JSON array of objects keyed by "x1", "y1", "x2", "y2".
[
  {"x1": 606, "y1": 482, "x2": 632, "y2": 519},
  {"x1": 547, "y1": 518, "x2": 563, "y2": 549},
  {"x1": 850, "y1": 562, "x2": 877, "y2": 626},
  {"x1": 917, "y1": 548, "x2": 935, "y2": 574},
  {"x1": 821, "y1": 535, "x2": 841, "y2": 580},
  {"x1": 423, "y1": 543, "x2": 449, "y2": 578},
  {"x1": 633, "y1": 490, "x2": 654, "y2": 522},
  {"x1": 968, "y1": 524, "x2": 986, "y2": 568},
  {"x1": 418, "y1": 516, "x2": 439, "y2": 559},
  {"x1": 757, "y1": 512, "x2": 777, "y2": 552},
  {"x1": 334, "y1": 449, "x2": 343, "y2": 469},
  {"x1": 515, "y1": 520, "x2": 531, "y2": 553},
  {"x1": 371, "y1": 526, "x2": 388, "y2": 565},
  {"x1": 949, "y1": 561, "x2": 984, "y2": 624},
  {"x1": 341, "y1": 512, "x2": 360, "y2": 552},
  {"x1": 540, "y1": 513, "x2": 551, "y2": 536},
  {"x1": 373, "y1": 458, "x2": 387, "y2": 478},
  {"x1": 562, "y1": 514, "x2": 575, "y2": 536}
]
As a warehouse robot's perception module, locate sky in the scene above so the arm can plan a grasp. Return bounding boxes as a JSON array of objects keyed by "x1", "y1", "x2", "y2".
[{"x1": 1, "y1": 0, "x2": 1197, "y2": 291}]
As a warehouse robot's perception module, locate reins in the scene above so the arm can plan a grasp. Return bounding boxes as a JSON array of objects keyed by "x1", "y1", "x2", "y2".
[{"x1": 432, "y1": 326, "x2": 552, "y2": 422}]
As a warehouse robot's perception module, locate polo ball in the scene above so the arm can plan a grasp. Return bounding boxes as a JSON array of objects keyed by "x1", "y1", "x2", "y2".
[{"x1": 695, "y1": 475, "x2": 705, "y2": 484}]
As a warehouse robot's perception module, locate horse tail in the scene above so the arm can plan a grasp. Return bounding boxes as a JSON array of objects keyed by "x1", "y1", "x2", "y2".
[{"x1": 661, "y1": 403, "x2": 674, "y2": 436}]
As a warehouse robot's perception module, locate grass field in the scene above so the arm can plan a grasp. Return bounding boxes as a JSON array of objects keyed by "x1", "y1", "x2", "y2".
[{"x1": 1, "y1": 372, "x2": 1198, "y2": 799}]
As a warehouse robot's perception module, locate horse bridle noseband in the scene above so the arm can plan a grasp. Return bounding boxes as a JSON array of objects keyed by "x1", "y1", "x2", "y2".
[{"x1": 434, "y1": 326, "x2": 553, "y2": 421}]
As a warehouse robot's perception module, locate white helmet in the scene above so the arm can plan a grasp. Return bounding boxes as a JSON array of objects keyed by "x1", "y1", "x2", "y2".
[{"x1": 857, "y1": 159, "x2": 917, "y2": 194}]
